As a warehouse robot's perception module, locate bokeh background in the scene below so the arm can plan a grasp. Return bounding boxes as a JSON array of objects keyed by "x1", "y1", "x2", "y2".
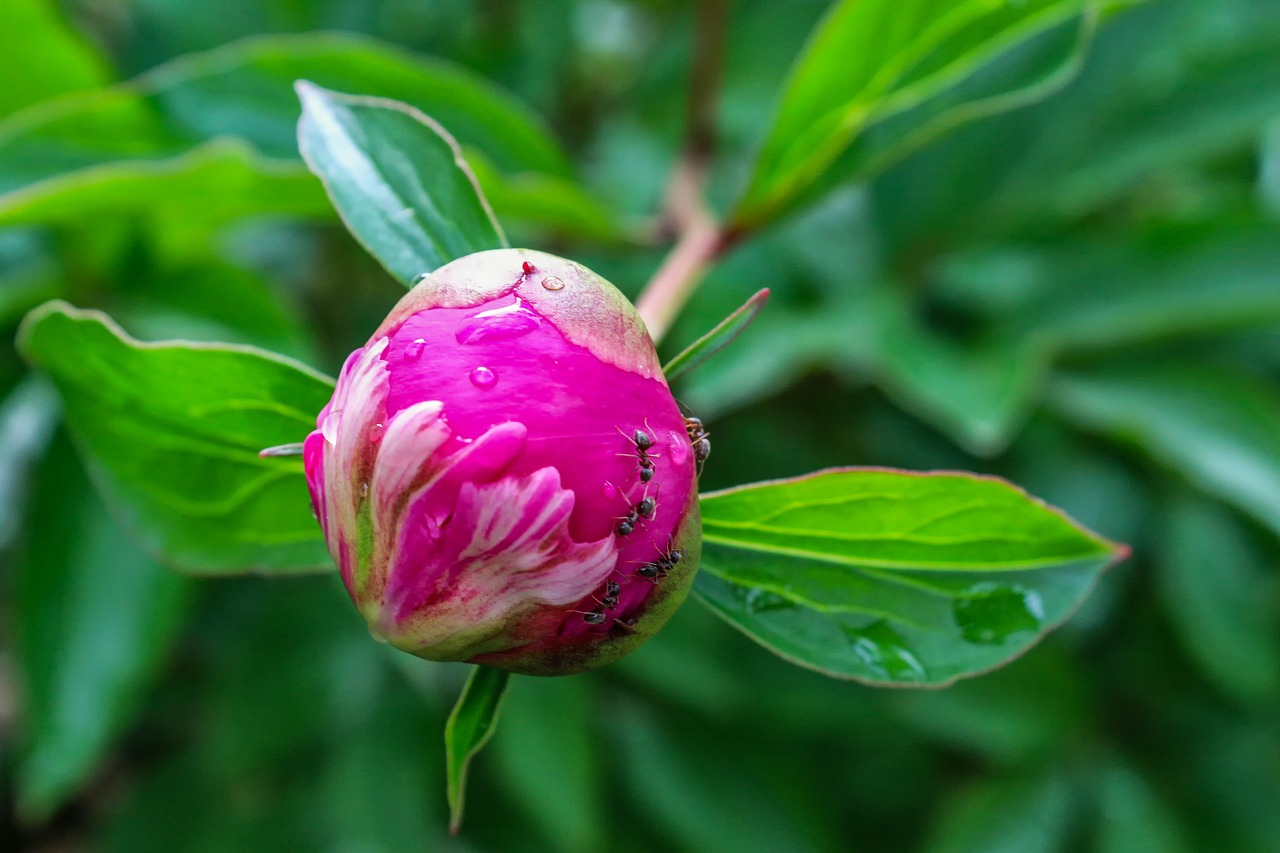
[{"x1": 3, "y1": 0, "x2": 1280, "y2": 850}]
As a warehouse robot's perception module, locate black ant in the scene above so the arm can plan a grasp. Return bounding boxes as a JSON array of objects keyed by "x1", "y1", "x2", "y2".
[
  {"x1": 637, "y1": 543, "x2": 683, "y2": 583},
  {"x1": 614, "y1": 491, "x2": 658, "y2": 536},
  {"x1": 599, "y1": 580, "x2": 621, "y2": 610},
  {"x1": 576, "y1": 606, "x2": 606, "y2": 624},
  {"x1": 685, "y1": 416, "x2": 711, "y2": 472},
  {"x1": 618, "y1": 422, "x2": 660, "y2": 484},
  {"x1": 615, "y1": 510, "x2": 639, "y2": 536}
]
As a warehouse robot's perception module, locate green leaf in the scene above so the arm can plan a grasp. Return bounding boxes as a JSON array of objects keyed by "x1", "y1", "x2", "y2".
[
  {"x1": 694, "y1": 468, "x2": 1123, "y2": 686},
  {"x1": 876, "y1": 0, "x2": 1280, "y2": 242},
  {"x1": 1051, "y1": 362, "x2": 1280, "y2": 540},
  {"x1": 0, "y1": 139, "x2": 330, "y2": 249},
  {"x1": 1095, "y1": 763, "x2": 1193, "y2": 853},
  {"x1": 145, "y1": 32, "x2": 570, "y2": 174},
  {"x1": 17, "y1": 431, "x2": 192, "y2": 820},
  {"x1": 466, "y1": 150, "x2": 636, "y2": 246},
  {"x1": 0, "y1": 0, "x2": 110, "y2": 117},
  {"x1": 444, "y1": 664, "x2": 510, "y2": 834},
  {"x1": 663, "y1": 288, "x2": 770, "y2": 383},
  {"x1": 609, "y1": 699, "x2": 833, "y2": 853},
  {"x1": 850, "y1": 221, "x2": 1280, "y2": 456},
  {"x1": 920, "y1": 771, "x2": 1073, "y2": 853},
  {"x1": 835, "y1": 285, "x2": 1047, "y2": 457},
  {"x1": 491, "y1": 677, "x2": 604, "y2": 853},
  {"x1": 0, "y1": 33, "x2": 570, "y2": 236},
  {"x1": 17, "y1": 301, "x2": 335, "y2": 574},
  {"x1": 296, "y1": 82, "x2": 506, "y2": 286},
  {"x1": 1155, "y1": 495, "x2": 1280, "y2": 703},
  {"x1": 731, "y1": 0, "x2": 1104, "y2": 231},
  {"x1": 0, "y1": 379, "x2": 60, "y2": 550}
]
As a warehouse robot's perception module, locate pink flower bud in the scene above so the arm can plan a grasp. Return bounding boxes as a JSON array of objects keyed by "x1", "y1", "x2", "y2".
[{"x1": 303, "y1": 249, "x2": 701, "y2": 675}]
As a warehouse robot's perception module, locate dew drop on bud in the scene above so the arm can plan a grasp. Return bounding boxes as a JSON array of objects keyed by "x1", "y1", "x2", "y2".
[
  {"x1": 667, "y1": 431, "x2": 689, "y2": 465},
  {"x1": 602, "y1": 481, "x2": 619, "y2": 501},
  {"x1": 541, "y1": 275, "x2": 565, "y2": 291},
  {"x1": 469, "y1": 366, "x2": 497, "y2": 389},
  {"x1": 411, "y1": 272, "x2": 429, "y2": 285},
  {"x1": 522, "y1": 261, "x2": 535, "y2": 275},
  {"x1": 405, "y1": 338, "x2": 426, "y2": 360},
  {"x1": 321, "y1": 408, "x2": 343, "y2": 445},
  {"x1": 456, "y1": 300, "x2": 540, "y2": 344}
]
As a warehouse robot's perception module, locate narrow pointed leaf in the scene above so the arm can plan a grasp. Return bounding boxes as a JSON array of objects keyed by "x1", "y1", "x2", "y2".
[
  {"x1": 663, "y1": 289, "x2": 770, "y2": 382},
  {"x1": 17, "y1": 301, "x2": 335, "y2": 574},
  {"x1": 445, "y1": 665, "x2": 510, "y2": 834},
  {"x1": 694, "y1": 468, "x2": 1124, "y2": 686},
  {"x1": 296, "y1": 82, "x2": 506, "y2": 286},
  {"x1": 731, "y1": 0, "x2": 1106, "y2": 231}
]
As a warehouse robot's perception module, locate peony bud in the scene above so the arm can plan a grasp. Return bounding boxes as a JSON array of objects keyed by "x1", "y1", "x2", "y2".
[{"x1": 303, "y1": 249, "x2": 701, "y2": 675}]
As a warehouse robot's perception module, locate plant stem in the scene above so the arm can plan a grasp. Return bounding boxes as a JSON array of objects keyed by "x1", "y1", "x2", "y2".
[{"x1": 635, "y1": 0, "x2": 730, "y2": 344}]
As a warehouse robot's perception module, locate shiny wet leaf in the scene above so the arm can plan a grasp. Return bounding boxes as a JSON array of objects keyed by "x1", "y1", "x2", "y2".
[{"x1": 694, "y1": 468, "x2": 1124, "y2": 685}]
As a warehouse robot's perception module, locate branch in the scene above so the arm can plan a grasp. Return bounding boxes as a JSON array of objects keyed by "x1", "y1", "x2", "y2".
[{"x1": 635, "y1": 0, "x2": 731, "y2": 343}]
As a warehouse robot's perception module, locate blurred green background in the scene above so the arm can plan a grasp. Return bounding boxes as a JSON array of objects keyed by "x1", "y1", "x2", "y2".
[{"x1": 3, "y1": 0, "x2": 1280, "y2": 850}]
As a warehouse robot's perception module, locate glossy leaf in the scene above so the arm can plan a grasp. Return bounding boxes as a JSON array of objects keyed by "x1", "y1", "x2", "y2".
[
  {"x1": 1051, "y1": 363, "x2": 1280, "y2": 539},
  {"x1": 445, "y1": 665, "x2": 510, "y2": 834},
  {"x1": 297, "y1": 82, "x2": 506, "y2": 285},
  {"x1": 731, "y1": 0, "x2": 1103, "y2": 231},
  {"x1": 694, "y1": 468, "x2": 1123, "y2": 685},
  {"x1": 18, "y1": 301, "x2": 334, "y2": 574},
  {"x1": 17, "y1": 432, "x2": 192, "y2": 819},
  {"x1": 663, "y1": 288, "x2": 770, "y2": 383}
]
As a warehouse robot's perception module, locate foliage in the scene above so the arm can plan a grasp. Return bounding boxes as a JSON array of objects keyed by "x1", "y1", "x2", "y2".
[{"x1": 2, "y1": 0, "x2": 1279, "y2": 850}]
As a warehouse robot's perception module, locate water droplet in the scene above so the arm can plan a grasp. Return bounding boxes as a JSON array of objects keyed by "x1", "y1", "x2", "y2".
[
  {"x1": 732, "y1": 585, "x2": 794, "y2": 615},
  {"x1": 411, "y1": 272, "x2": 429, "y2": 286},
  {"x1": 952, "y1": 583, "x2": 1044, "y2": 645},
  {"x1": 667, "y1": 431, "x2": 690, "y2": 465},
  {"x1": 840, "y1": 620, "x2": 926, "y2": 682},
  {"x1": 456, "y1": 299, "x2": 540, "y2": 344},
  {"x1": 360, "y1": 482, "x2": 369, "y2": 499},
  {"x1": 404, "y1": 338, "x2": 426, "y2": 360},
  {"x1": 321, "y1": 408, "x2": 343, "y2": 445},
  {"x1": 541, "y1": 275, "x2": 565, "y2": 291},
  {"x1": 522, "y1": 261, "x2": 536, "y2": 275},
  {"x1": 602, "y1": 481, "x2": 619, "y2": 501},
  {"x1": 469, "y1": 366, "x2": 497, "y2": 389}
]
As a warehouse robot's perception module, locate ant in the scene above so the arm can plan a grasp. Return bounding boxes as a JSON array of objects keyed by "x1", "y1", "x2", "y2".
[
  {"x1": 614, "y1": 490, "x2": 658, "y2": 536},
  {"x1": 577, "y1": 606, "x2": 606, "y2": 625},
  {"x1": 618, "y1": 422, "x2": 660, "y2": 484},
  {"x1": 685, "y1": 416, "x2": 711, "y2": 473},
  {"x1": 637, "y1": 542, "x2": 683, "y2": 583},
  {"x1": 576, "y1": 580, "x2": 623, "y2": 624},
  {"x1": 599, "y1": 580, "x2": 621, "y2": 610}
]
